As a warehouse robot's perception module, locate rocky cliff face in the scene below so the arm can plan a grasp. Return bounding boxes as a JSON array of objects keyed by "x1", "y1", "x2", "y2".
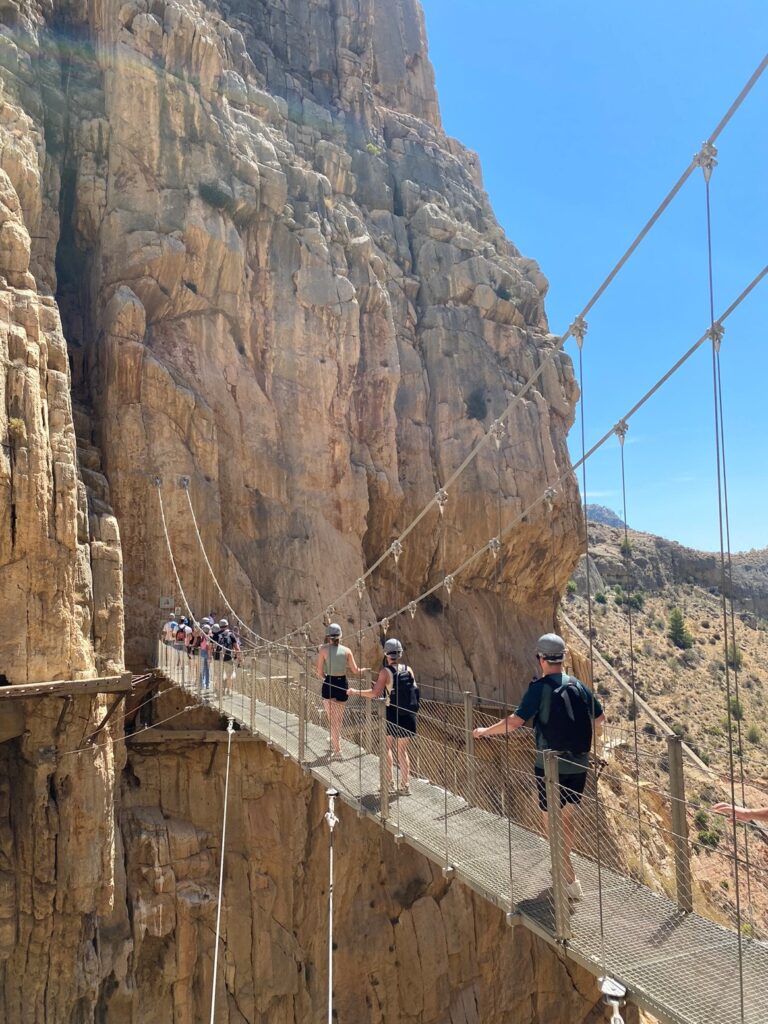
[
  {"x1": 0, "y1": 1, "x2": 592, "y2": 1020},
  {"x1": 2, "y1": 0, "x2": 579, "y2": 694}
]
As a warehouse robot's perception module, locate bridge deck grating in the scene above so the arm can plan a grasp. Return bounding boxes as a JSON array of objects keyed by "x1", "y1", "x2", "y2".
[{"x1": 181, "y1": 683, "x2": 768, "y2": 1024}]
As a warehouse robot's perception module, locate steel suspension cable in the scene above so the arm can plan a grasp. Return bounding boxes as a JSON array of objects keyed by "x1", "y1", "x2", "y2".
[
  {"x1": 574, "y1": 324, "x2": 608, "y2": 973},
  {"x1": 717, "y1": 353, "x2": 756, "y2": 936},
  {"x1": 376, "y1": 266, "x2": 767, "y2": 635},
  {"x1": 277, "y1": 54, "x2": 768, "y2": 647},
  {"x1": 700, "y1": 157, "x2": 746, "y2": 1017},
  {"x1": 182, "y1": 481, "x2": 269, "y2": 646},
  {"x1": 209, "y1": 716, "x2": 235, "y2": 1024},
  {"x1": 616, "y1": 424, "x2": 645, "y2": 882}
]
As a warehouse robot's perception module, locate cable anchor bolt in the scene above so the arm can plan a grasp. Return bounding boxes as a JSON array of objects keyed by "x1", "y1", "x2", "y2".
[
  {"x1": 226, "y1": 717, "x2": 235, "y2": 734},
  {"x1": 153, "y1": 476, "x2": 162, "y2": 487},
  {"x1": 325, "y1": 787, "x2": 339, "y2": 832},
  {"x1": 443, "y1": 574, "x2": 455, "y2": 596},
  {"x1": 708, "y1": 321, "x2": 724, "y2": 352},
  {"x1": 408, "y1": 601, "x2": 418, "y2": 620},
  {"x1": 543, "y1": 487, "x2": 557, "y2": 511},
  {"x1": 389, "y1": 539, "x2": 403, "y2": 565},
  {"x1": 435, "y1": 488, "x2": 449, "y2": 516},
  {"x1": 355, "y1": 577, "x2": 366, "y2": 599},
  {"x1": 324, "y1": 606, "x2": 335, "y2": 624},
  {"x1": 614, "y1": 419, "x2": 629, "y2": 445},
  {"x1": 178, "y1": 475, "x2": 190, "y2": 489},
  {"x1": 489, "y1": 418, "x2": 506, "y2": 449},
  {"x1": 380, "y1": 617, "x2": 390, "y2": 634},
  {"x1": 693, "y1": 140, "x2": 718, "y2": 182},
  {"x1": 489, "y1": 536, "x2": 501, "y2": 560},
  {"x1": 599, "y1": 977, "x2": 627, "y2": 1024},
  {"x1": 569, "y1": 315, "x2": 588, "y2": 350}
]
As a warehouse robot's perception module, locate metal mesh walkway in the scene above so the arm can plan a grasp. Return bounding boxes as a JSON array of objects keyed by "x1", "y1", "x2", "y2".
[{"x1": 156, "y1": 647, "x2": 768, "y2": 1024}]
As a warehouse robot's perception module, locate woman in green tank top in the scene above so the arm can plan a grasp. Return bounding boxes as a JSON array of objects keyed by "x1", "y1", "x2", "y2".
[{"x1": 315, "y1": 623, "x2": 365, "y2": 758}]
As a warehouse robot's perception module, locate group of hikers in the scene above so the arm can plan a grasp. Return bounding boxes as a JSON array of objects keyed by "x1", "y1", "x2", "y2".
[
  {"x1": 161, "y1": 614, "x2": 241, "y2": 699},
  {"x1": 316, "y1": 625, "x2": 767, "y2": 898},
  {"x1": 161, "y1": 618, "x2": 763, "y2": 900},
  {"x1": 315, "y1": 625, "x2": 603, "y2": 894}
]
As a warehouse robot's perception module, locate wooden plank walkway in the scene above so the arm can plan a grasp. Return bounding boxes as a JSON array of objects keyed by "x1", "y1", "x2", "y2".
[{"x1": 157, "y1": 669, "x2": 768, "y2": 1024}]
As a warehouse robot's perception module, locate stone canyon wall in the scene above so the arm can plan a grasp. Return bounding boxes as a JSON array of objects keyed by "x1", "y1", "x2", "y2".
[
  {"x1": 2, "y1": 0, "x2": 581, "y2": 695},
  {"x1": 0, "y1": 1, "x2": 597, "y2": 1020}
]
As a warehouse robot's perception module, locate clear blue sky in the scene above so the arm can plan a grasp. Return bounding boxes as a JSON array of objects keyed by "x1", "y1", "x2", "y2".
[{"x1": 420, "y1": 0, "x2": 767, "y2": 553}]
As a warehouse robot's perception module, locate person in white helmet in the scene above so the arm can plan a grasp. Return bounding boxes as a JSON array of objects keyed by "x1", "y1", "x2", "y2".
[
  {"x1": 350, "y1": 637, "x2": 418, "y2": 795},
  {"x1": 315, "y1": 623, "x2": 365, "y2": 758}
]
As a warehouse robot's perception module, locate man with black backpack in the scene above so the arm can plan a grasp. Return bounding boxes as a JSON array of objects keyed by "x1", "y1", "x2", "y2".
[
  {"x1": 349, "y1": 637, "x2": 419, "y2": 795},
  {"x1": 473, "y1": 633, "x2": 604, "y2": 899}
]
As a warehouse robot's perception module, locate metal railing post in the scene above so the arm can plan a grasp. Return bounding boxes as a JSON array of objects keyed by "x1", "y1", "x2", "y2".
[
  {"x1": 464, "y1": 691, "x2": 476, "y2": 802},
  {"x1": 544, "y1": 750, "x2": 571, "y2": 941},
  {"x1": 364, "y1": 673, "x2": 373, "y2": 751},
  {"x1": 266, "y1": 645, "x2": 273, "y2": 744},
  {"x1": 297, "y1": 665, "x2": 306, "y2": 763},
  {"x1": 250, "y1": 659, "x2": 255, "y2": 732},
  {"x1": 377, "y1": 698, "x2": 389, "y2": 820},
  {"x1": 667, "y1": 735, "x2": 693, "y2": 913}
]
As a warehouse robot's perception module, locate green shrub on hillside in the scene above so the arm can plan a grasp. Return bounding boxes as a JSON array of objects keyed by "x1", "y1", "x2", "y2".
[{"x1": 668, "y1": 608, "x2": 693, "y2": 649}]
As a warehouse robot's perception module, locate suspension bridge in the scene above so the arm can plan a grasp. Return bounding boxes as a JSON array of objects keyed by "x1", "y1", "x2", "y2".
[{"x1": 135, "y1": 53, "x2": 768, "y2": 1024}]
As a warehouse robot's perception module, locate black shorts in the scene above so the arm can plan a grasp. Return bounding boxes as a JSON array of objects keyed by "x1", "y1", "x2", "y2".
[
  {"x1": 322, "y1": 675, "x2": 349, "y2": 703},
  {"x1": 385, "y1": 705, "x2": 417, "y2": 738},
  {"x1": 533, "y1": 766, "x2": 587, "y2": 811}
]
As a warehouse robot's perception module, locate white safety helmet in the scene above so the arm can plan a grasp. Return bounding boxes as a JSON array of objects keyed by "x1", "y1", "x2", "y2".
[
  {"x1": 219, "y1": 618, "x2": 229, "y2": 628},
  {"x1": 326, "y1": 623, "x2": 342, "y2": 639},
  {"x1": 384, "y1": 638, "x2": 403, "y2": 657}
]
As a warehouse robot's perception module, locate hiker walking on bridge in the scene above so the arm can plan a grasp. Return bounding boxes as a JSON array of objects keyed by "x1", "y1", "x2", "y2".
[
  {"x1": 316, "y1": 623, "x2": 365, "y2": 759},
  {"x1": 350, "y1": 637, "x2": 419, "y2": 795},
  {"x1": 473, "y1": 633, "x2": 604, "y2": 899}
]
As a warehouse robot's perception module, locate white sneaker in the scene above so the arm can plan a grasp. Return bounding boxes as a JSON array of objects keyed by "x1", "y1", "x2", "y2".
[{"x1": 566, "y1": 878, "x2": 583, "y2": 900}]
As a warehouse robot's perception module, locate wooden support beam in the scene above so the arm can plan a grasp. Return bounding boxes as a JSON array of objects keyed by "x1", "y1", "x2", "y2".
[
  {"x1": 0, "y1": 672, "x2": 136, "y2": 700},
  {"x1": 84, "y1": 693, "x2": 128, "y2": 745}
]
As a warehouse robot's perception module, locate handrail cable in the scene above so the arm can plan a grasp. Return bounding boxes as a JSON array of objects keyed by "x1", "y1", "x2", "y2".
[
  {"x1": 181, "y1": 479, "x2": 270, "y2": 647},
  {"x1": 156, "y1": 479, "x2": 266, "y2": 660},
  {"x1": 277, "y1": 53, "x2": 768, "y2": 645}
]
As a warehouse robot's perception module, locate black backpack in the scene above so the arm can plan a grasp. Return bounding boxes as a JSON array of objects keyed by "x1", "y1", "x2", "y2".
[
  {"x1": 387, "y1": 663, "x2": 420, "y2": 713},
  {"x1": 537, "y1": 675, "x2": 593, "y2": 755}
]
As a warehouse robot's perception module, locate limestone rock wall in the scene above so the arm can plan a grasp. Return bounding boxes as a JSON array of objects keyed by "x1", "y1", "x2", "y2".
[
  {"x1": 0, "y1": 0, "x2": 580, "y2": 694},
  {"x1": 0, "y1": 58, "x2": 123, "y2": 681},
  {"x1": 0, "y1": 694, "x2": 122, "y2": 1021}
]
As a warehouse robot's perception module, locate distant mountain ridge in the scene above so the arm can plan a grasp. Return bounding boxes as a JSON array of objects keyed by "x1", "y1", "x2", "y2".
[
  {"x1": 586, "y1": 504, "x2": 626, "y2": 529},
  {"x1": 582, "y1": 521, "x2": 768, "y2": 618}
]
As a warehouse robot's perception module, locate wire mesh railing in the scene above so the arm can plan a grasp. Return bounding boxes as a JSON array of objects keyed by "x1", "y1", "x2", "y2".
[{"x1": 156, "y1": 640, "x2": 768, "y2": 1023}]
